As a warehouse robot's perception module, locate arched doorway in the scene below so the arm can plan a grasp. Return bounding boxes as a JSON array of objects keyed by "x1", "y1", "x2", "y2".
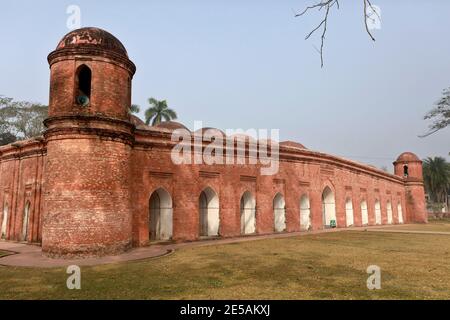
[
  {"x1": 149, "y1": 188, "x2": 173, "y2": 241},
  {"x1": 240, "y1": 191, "x2": 256, "y2": 235},
  {"x1": 387, "y1": 200, "x2": 393, "y2": 224},
  {"x1": 374, "y1": 199, "x2": 382, "y2": 225},
  {"x1": 199, "y1": 187, "x2": 220, "y2": 237},
  {"x1": 300, "y1": 194, "x2": 311, "y2": 231},
  {"x1": 22, "y1": 201, "x2": 31, "y2": 241},
  {"x1": 273, "y1": 193, "x2": 286, "y2": 232},
  {"x1": 345, "y1": 198, "x2": 354, "y2": 227},
  {"x1": 1, "y1": 204, "x2": 8, "y2": 239},
  {"x1": 322, "y1": 187, "x2": 336, "y2": 228},
  {"x1": 397, "y1": 202, "x2": 404, "y2": 224},
  {"x1": 361, "y1": 200, "x2": 369, "y2": 225}
]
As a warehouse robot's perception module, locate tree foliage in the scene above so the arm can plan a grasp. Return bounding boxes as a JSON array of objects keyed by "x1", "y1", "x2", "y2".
[
  {"x1": 144, "y1": 98, "x2": 177, "y2": 126},
  {"x1": 422, "y1": 157, "x2": 450, "y2": 206},
  {"x1": 422, "y1": 88, "x2": 450, "y2": 137},
  {"x1": 130, "y1": 104, "x2": 141, "y2": 114},
  {"x1": 0, "y1": 96, "x2": 48, "y2": 145}
]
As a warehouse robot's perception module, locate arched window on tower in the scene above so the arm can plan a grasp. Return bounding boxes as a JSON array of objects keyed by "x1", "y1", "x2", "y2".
[
  {"x1": 403, "y1": 165, "x2": 409, "y2": 178},
  {"x1": 75, "y1": 65, "x2": 91, "y2": 106}
]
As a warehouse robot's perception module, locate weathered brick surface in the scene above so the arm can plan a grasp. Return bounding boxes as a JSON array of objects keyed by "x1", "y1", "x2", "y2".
[
  {"x1": 0, "y1": 28, "x2": 428, "y2": 258},
  {"x1": 0, "y1": 140, "x2": 45, "y2": 243}
]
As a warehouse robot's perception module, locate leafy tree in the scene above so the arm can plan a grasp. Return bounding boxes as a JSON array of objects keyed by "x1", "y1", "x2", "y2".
[
  {"x1": 0, "y1": 96, "x2": 48, "y2": 144},
  {"x1": 422, "y1": 157, "x2": 450, "y2": 210},
  {"x1": 130, "y1": 104, "x2": 140, "y2": 114},
  {"x1": 421, "y1": 88, "x2": 450, "y2": 137},
  {"x1": 144, "y1": 98, "x2": 177, "y2": 126},
  {"x1": 0, "y1": 132, "x2": 17, "y2": 146}
]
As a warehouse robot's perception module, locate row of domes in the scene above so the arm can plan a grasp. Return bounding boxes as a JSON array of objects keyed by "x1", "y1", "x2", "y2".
[
  {"x1": 131, "y1": 117, "x2": 308, "y2": 149},
  {"x1": 56, "y1": 28, "x2": 419, "y2": 162}
]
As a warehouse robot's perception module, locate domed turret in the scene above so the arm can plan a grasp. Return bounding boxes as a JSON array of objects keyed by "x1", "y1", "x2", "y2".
[
  {"x1": 47, "y1": 27, "x2": 135, "y2": 120},
  {"x1": 42, "y1": 28, "x2": 135, "y2": 257},
  {"x1": 393, "y1": 152, "x2": 422, "y2": 180},
  {"x1": 393, "y1": 151, "x2": 427, "y2": 224}
]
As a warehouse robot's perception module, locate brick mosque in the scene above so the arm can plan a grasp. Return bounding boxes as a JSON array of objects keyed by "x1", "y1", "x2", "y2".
[{"x1": 0, "y1": 28, "x2": 427, "y2": 258}]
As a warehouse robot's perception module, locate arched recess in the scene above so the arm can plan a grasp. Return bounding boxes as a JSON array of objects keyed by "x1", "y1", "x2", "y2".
[
  {"x1": 240, "y1": 191, "x2": 256, "y2": 235},
  {"x1": 273, "y1": 193, "x2": 286, "y2": 232},
  {"x1": 22, "y1": 201, "x2": 31, "y2": 241},
  {"x1": 75, "y1": 64, "x2": 92, "y2": 106},
  {"x1": 300, "y1": 194, "x2": 311, "y2": 231},
  {"x1": 361, "y1": 200, "x2": 369, "y2": 225},
  {"x1": 199, "y1": 187, "x2": 220, "y2": 237},
  {"x1": 322, "y1": 187, "x2": 336, "y2": 228},
  {"x1": 1, "y1": 204, "x2": 8, "y2": 239},
  {"x1": 387, "y1": 200, "x2": 393, "y2": 224},
  {"x1": 374, "y1": 199, "x2": 382, "y2": 225},
  {"x1": 345, "y1": 198, "x2": 354, "y2": 227},
  {"x1": 397, "y1": 202, "x2": 404, "y2": 224},
  {"x1": 149, "y1": 188, "x2": 173, "y2": 241}
]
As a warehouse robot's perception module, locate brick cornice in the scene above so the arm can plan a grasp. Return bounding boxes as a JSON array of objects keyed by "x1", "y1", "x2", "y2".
[{"x1": 48, "y1": 47, "x2": 136, "y2": 75}]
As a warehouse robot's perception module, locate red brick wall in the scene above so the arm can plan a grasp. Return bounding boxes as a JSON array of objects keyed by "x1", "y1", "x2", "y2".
[
  {"x1": 48, "y1": 56, "x2": 133, "y2": 121},
  {"x1": 0, "y1": 140, "x2": 45, "y2": 243},
  {"x1": 129, "y1": 130, "x2": 421, "y2": 247},
  {"x1": 41, "y1": 132, "x2": 133, "y2": 257},
  {"x1": 0, "y1": 128, "x2": 427, "y2": 257}
]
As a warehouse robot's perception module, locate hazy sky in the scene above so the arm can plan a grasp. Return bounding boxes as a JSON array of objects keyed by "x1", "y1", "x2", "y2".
[{"x1": 1, "y1": 0, "x2": 449, "y2": 170}]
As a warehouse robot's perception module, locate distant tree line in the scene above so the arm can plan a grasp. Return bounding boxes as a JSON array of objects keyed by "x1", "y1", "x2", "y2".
[
  {"x1": 423, "y1": 157, "x2": 450, "y2": 213},
  {"x1": 1, "y1": 95, "x2": 179, "y2": 146},
  {"x1": 0, "y1": 96, "x2": 48, "y2": 146}
]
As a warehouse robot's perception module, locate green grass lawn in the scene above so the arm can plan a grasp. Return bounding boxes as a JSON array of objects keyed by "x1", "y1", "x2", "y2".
[
  {"x1": 1, "y1": 230, "x2": 450, "y2": 300},
  {"x1": 378, "y1": 218, "x2": 450, "y2": 233}
]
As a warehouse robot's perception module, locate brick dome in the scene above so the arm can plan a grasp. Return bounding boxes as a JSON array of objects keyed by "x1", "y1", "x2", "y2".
[
  {"x1": 55, "y1": 27, "x2": 128, "y2": 57},
  {"x1": 194, "y1": 127, "x2": 226, "y2": 137},
  {"x1": 155, "y1": 121, "x2": 190, "y2": 132},
  {"x1": 396, "y1": 152, "x2": 420, "y2": 162},
  {"x1": 130, "y1": 115, "x2": 146, "y2": 127},
  {"x1": 280, "y1": 141, "x2": 307, "y2": 150}
]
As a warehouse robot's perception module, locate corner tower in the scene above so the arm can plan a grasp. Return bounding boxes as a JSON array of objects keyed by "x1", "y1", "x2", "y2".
[
  {"x1": 42, "y1": 28, "x2": 136, "y2": 257},
  {"x1": 394, "y1": 152, "x2": 427, "y2": 223}
]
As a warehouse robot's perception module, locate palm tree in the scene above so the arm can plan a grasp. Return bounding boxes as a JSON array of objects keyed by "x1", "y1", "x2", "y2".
[
  {"x1": 423, "y1": 157, "x2": 450, "y2": 210},
  {"x1": 129, "y1": 104, "x2": 140, "y2": 114},
  {"x1": 144, "y1": 98, "x2": 177, "y2": 126}
]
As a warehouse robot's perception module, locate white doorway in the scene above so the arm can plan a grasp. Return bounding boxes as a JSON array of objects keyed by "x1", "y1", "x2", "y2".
[
  {"x1": 387, "y1": 201, "x2": 393, "y2": 224},
  {"x1": 273, "y1": 193, "x2": 286, "y2": 232},
  {"x1": 375, "y1": 200, "x2": 382, "y2": 225},
  {"x1": 300, "y1": 194, "x2": 311, "y2": 231},
  {"x1": 361, "y1": 200, "x2": 369, "y2": 225},
  {"x1": 199, "y1": 187, "x2": 220, "y2": 237},
  {"x1": 345, "y1": 198, "x2": 354, "y2": 227},
  {"x1": 149, "y1": 188, "x2": 173, "y2": 241},
  {"x1": 1, "y1": 204, "x2": 8, "y2": 239},
  {"x1": 22, "y1": 201, "x2": 31, "y2": 241},
  {"x1": 240, "y1": 191, "x2": 256, "y2": 235},
  {"x1": 398, "y1": 202, "x2": 404, "y2": 224},
  {"x1": 322, "y1": 187, "x2": 336, "y2": 228}
]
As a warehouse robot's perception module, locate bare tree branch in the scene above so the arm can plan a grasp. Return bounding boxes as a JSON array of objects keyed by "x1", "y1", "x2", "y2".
[
  {"x1": 364, "y1": 0, "x2": 379, "y2": 42},
  {"x1": 295, "y1": 0, "x2": 378, "y2": 67}
]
